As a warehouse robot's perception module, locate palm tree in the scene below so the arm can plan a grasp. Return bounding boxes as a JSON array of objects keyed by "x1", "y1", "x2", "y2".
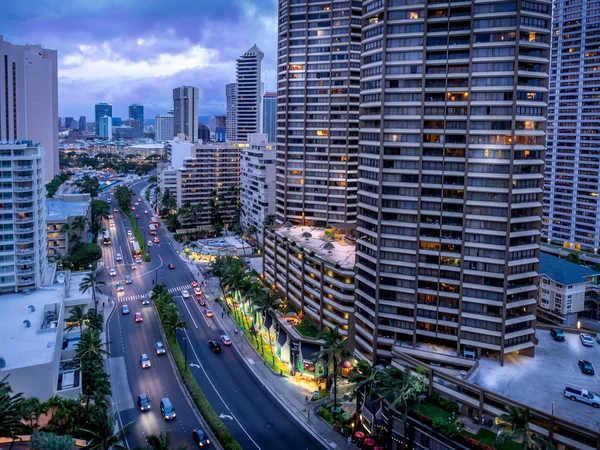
[
  {"x1": 378, "y1": 366, "x2": 426, "y2": 420},
  {"x1": 495, "y1": 406, "x2": 555, "y2": 450},
  {"x1": 252, "y1": 291, "x2": 280, "y2": 363},
  {"x1": 76, "y1": 330, "x2": 110, "y2": 413},
  {"x1": 85, "y1": 309, "x2": 104, "y2": 333},
  {"x1": 80, "y1": 408, "x2": 133, "y2": 450},
  {"x1": 79, "y1": 272, "x2": 105, "y2": 311},
  {"x1": 21, "y1": 398, "x2": 49, "y2": 431},
  {"x1": 146, "y1": 432, "x2": 184, "y2": 450},
  {"x1": 349, "y1": 360, "x2": 382, "y2": 402},
  {"x1": 312, "y1": 326, "x2": 348, "y2": 416},
  {"x1": 72, "y1": 215, "x2": 87, "y2": 233},
  {"x1": 44, "y1": 396, "x2": 85, "y2": 435},
  {"x1": 64, "y1": 305, "x2": 86, "y2": 336},
  {"x1": 162, "y1": 303, "x2": 186, "y2": 336},
  {"x1": 0, "y1": 376, "x2": 26, "y2": 442}
]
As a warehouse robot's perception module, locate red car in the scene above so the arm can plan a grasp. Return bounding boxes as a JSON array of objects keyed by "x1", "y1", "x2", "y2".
[
  {"x1": 198, "y1": 298, "x2": 206, "y2": 307},
  {"x1": 135, "y1": 215, "x2": 140, "y2": 219},
  {"x1": 191, "y1": 280, "x2": 199, "y2": 288},
  {"x1": 134, "y1": 312, "x2": 143, "y2": 322},
  {"x1": 131, "y1": 206, "x2": 136, "y2": 211}
]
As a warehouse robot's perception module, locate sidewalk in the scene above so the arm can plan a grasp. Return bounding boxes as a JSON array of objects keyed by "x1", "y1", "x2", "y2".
[{"x1": 186, "y1": 262, "x2": 357, "y2": 450}]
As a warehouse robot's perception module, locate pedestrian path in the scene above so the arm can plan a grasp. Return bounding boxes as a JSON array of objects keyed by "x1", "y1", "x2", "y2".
[{"x1": 112, "y1": 284, "x2": 194, "y2": 303}]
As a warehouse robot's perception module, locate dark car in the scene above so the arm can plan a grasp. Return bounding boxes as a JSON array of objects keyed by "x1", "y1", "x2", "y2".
[
  {"x1": 550, "y1": 328, "x2": 565, "y2": 342},
  {"x1": 138, "y1": 394, "x2": 151, "y2": 411},
  {"x1": 198, "y1": 298, "x2": 206, "y2": 307},
  {"x1": 192, "y1": 428, "x2": 210, "y2": 447},
  {"x1": 208, "y1": 340, "x2": 221, "y2": 353},
  {"x1": 168, "y1": 263, "x2": 175, "y2": 270},
  {"x1": 579, "y1": 359, "x2": 595, "y2": 375}
]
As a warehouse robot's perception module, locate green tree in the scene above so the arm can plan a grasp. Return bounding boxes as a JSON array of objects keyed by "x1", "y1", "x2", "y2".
[
  {"x1": 312, "y1": 326, "x2": 348, "y2": 416},
  {"x1": 166, "y1": 214, "x2": 181, "y2": 231},
  {"x1": 145, "y1": 432, "x2": 182, "y2": 450},
  {"x1": 495, "y1": 406, "x2": 555, "y2": 450},
  {"x1": 213, "y1": 222, "x2": 224, "y2": 236},
  {"x1": 30, "y1": 431, "x2": 73, "y2": 450},
  {"x1": 85, "y1": 309, "x2": 104, "y2": 333},
  {"x1": 0, "y1": 375, "x2": 26, "y2": 441},
  {"x1": 79, "y1": 272, "x2": 105, "y2": 310},
  {"x1": 263, "y1": 214, "x2": 276, "y2": 230},
  {"x1": 252, "y1": 290, "x2": 281, "y2": 362},
  {"x1": 21, "y1": 398, "x2": 49, "y2": 431},
  {"x1": 565, "y1": 252, "x2": 581, "y2": 265},
  {"x1": 68, "y1": 242, "x2": 103, "y2": 270},
  {"x1": 80, "y1": 408, "x2": 133, "y2": 450},
  {"x1": 350, "y1": 360, "x2": 383, "y2": 402},
  {"x1": 73, "y1": 174, "x2": 101, "y2": 198},
  {"x1": 91, "y1": 200, "x2": 110, "y2": 221},
  {"x1": 64, "y1": 305, "x2": 86, "y2": 336}
]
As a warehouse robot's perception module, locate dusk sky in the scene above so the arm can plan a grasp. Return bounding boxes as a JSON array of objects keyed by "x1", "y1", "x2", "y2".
[{"x1": 2, "y1": 0, "x2": 278, "y2": 121}]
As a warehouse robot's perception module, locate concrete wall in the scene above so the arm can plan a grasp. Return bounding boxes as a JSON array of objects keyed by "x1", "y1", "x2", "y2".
[{"x1": 4, "y1": 361, "x2": 55, "y2": 401}]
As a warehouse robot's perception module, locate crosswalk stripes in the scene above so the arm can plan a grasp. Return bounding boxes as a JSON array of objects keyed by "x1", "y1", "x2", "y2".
[{"x1": 113, "y1": 284, "x2": 193, "y2": 303}]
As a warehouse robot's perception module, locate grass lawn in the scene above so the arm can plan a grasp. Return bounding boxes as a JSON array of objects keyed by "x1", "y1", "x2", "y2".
[
  {"x1": 463, "y1": 429, "x2": 523, "y2": 450},
  {"x1": 416, "y1": 403, "x2": 453, "y2": 422},
  {"x1": 294, "y1": 318, "x2": 320, "y2": 338}
]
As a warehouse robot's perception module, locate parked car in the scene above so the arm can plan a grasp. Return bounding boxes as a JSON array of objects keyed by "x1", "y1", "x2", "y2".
[
  {"x1": 122, "y1": 305, "x2": 130, "y2": 315},
  {"x1": 564, "y1": 387, "x2": 600, "y2": 407},
  {"x1": 580, "y1": 333, "x2": 594, "y2": 347},
  {"x1": 192, "y1": 428, "x2": 210, "y2": 447},
  {"x1": 155, "y1": 341, "x2": 166, "y2": 355},
  {"x1": 140, "y1": 353, "x2": 151, "y2": 369},
  {"x1": 579, "y1": 360, "x2": 595, "y2": 375},
  {"x1": 208, "y1": 340, "x2": 222, "y2": 353},
  {"x1": 550, "y1": 328, "x2": 565, "y2": 342},
  {"x1": 220, "y1": 335, "x2": 232, "y2": 346},
  {"x1": 138, "y1": 394, "x2": 151, "y2": 411}
]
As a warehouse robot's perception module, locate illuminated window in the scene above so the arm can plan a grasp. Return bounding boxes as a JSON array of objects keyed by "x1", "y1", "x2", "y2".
[
  {"x1": 528, "y1": 32, "x2": 536, "y2": 42},
  {"x1": 410, "y1": 11, "x2": 420, "y2": 19},
  {"x1": 316, "y1": 130, "x2": 329, "y2": 136}
]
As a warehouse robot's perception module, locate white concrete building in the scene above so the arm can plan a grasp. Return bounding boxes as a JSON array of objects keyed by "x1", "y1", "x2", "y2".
[
  {"x1": 98, "y1": 116, "x2": 112, "y2": 140},
  {"x1": 226, "y1": 83, "x2": 238, "y2": 142},
  {"x1": 173, "y1": 86, "x2": 199, "y2": 143},
  {"x1": 125, "y1": 143, "x2": 164, "y2": 158},
  {"x1": 155, "y1": 113, "x2": 174, "y2": 141},
  {"x1": 236, "y1": 45, "x2": 263, "y2": 141},
  {"x1": 0, "y1": 141, "x2": 47, "y2": 293},
  {"x1": 46, "y1": 194, "x2": 92, "y2": 257},
  {"x1": 156, "y1": 162, "x2": 178, "y2": 212},
  {"x1": 240, "y1": 134, "x2": 275, "y2": 242},
  {"x1": 262, "y1": 93, "x2": 276, "y2": 142},
  {"x1": 0, "y1": 35, "x2": 59, "y2": 182}
]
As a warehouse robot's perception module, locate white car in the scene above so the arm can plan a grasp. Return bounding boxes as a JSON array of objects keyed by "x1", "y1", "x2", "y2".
[
  {"x1": 147, "y1": 240, "x2": 153, "y2": 247},
  {"x1": 220, "y1": 335, "x2": 232, "y2": 346},
  {"x1": 116, "y1": 253, "x2": 123, "y2": 261},
  {"x1": 144, "y1": 210, "x2": 149, "y2": 214},
  {"x1": 109, "y1": 268, "x2": 117, "y2": 276},
  {"x1": 581, "y1": 333, "x2": 595, "y2": 347},
  {"x1": 110, "y1": 222, "x2": 115, "y2": 228},
  {"x1": 131, "y1": 263, "x2": 137, "y2": 270},
  {"x1": 181, "y1": 290, "x2": 190, "y2": 299}
]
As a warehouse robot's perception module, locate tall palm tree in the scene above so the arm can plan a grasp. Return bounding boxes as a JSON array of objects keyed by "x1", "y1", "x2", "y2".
[
  {"x1": 72, "y1": 215, "x2": 87, "y2": 233},
  {"x1": 145, "y1": 432, "x2": 185, "y2": 450},
  {"x1": 252, "y1": 291, "x2": 280, "y2": 363},
  {"x1": 349, "y1": 360, "x2": 383, "y2": 403},
  {"x1": 79, "y1": 272, "x2": 105, "y2": 311},
  {"x1": 80, "y1": 408, "x2": 133, "y2": 450},
  {"x1": 495, "y1": 406, "x2": 555, "y2": 450},
  {"x1": 312, "y1": 326, "x2": 348, "y2": 416},
  {"x1": 64, "y1": 305, "x2": 86, "y2": 336},
  {"x1": 378, "y1": 366, "x2": 426, "y2": 420},
  {"x1": 85, "y1": 309, "x2": 104, "y2": 333},
  {"x1": 76, "y1": 329, "x2": 110, "y2": 413},
  {"x1": 162, "y1": 303, "x2": 186, "y2": 336},
  {"x1": 0, "y1": 376, "x2": 26, "y2": 441}
]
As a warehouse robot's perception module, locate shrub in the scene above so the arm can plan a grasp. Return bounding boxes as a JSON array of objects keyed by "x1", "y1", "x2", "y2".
[
  {"x1": 431, "y1": 417, "x2": 462, "y2": 438},
  {"x1": 430, "y1": 393, "x2": 460, "y2": 414},
  {"x1": 174, "y1": 233, "x2": 183, "y2": 242}
]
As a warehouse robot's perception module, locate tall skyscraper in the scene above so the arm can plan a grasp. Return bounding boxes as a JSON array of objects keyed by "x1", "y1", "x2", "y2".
[
  {"x1": 173, "y1": 86, "x2": 199, "y2": 142},
  {"x1": 262, "y1": 92, "x2": 277, "y2": 142},
  {"x1": 155, "y1": 113, "x2": 175, "y2": 141},
  {"x1": 95, "y1": 102, "x2": 112, "y2": 136},
  {"x1": 354, "y1": 0, "x2": 551, "y2": 366},
  {"x1": 236, "y1": 45, "x2": 264, "y2": 140},
  {"x1": 216, "y1": 115, "x2": 227, "y2": 142},
  {"x1": 98, "y1": 116, "x2": 112, "y2": 140},
  {"x1": 0, "y1": 35, "x2": 59, "y2": 182},
  {"x1": 226, "y1": 82, "x2": 238, "y2": 141},
  {"x1": 78, "y1": 116, "x2": 86, "y2": 131},
  {"x1": 207, "y1": 116, "x2": 216, "y2": 134},
  {"x1": 544, "y1": 1, "x2": 600, "y2": 252},
  {"x1": 64, "y1": 117, "x2": 74, "y2": 130},
  {"x1": 128, "y1": 103, "x2": 144, "y2": 137}
]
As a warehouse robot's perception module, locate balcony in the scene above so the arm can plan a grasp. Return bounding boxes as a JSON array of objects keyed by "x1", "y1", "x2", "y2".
[
  {"x1": 15, "y1": 206, "x2": 33, "y2": 213},
  {"x1": 13, "y1": 165, "x2": 33, "y2": 171},
  {"x1": 17, "y1": 267, "x2": 35, "y2": 275},
  {"x1": 15, "y1": 217, "x2": 34, "y2": 223},
  {"x1": 14, "y1": 196, "x2": 33, "y2": 202},
  {"x1": 15, "y1": 227, "x2": 34, "y2": 234},
  {"x1": 16, "y1": 237, "x2": 34, "y2": 244},
  {"x1": 13, "y1": 175, "x2": 33, "y2": 181},
  {"x1": 16, "y1": 247, "x2": 34, "y2": 255}
]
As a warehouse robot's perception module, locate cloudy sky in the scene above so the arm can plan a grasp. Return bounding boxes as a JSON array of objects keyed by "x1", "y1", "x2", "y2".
[{"x1": 2, "y1": 0, "x2": 278, "y2": 121}]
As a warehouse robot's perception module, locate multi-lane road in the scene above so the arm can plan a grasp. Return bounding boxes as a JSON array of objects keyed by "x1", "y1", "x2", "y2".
[{"x1": 100, "y1": 182, "x2": 323, "y2": 450}]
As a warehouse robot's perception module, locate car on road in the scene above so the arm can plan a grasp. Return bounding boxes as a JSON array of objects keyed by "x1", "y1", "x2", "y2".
[
  {"x1": 221, "y1": 335, "x2": 232, "y2": 346},
  {"x1": 144, "y1": 210, "x2": 149, "y2": 214},
  {"x1": 137, "y1": 197, "x2": 142, "y2": 202},
  {"x1": 108, "y1": 214, "x2": 113, "y2": 219},
  {"x1": 192, "y1": 428, "x2": 210, "y2": 447},
  {"x1": 135, "y1": 256, "x2": 142, "y2": 264},
  {"x1": 131, "y1": 206, "x2": 136, "y2": 211},
  {"x1": 122, "y1": 305, "x2": 130, "y2": 315},
  {"x1": 205, "y1": 309, "x2": 213, "y2": 318},
  {"x1": 579, "y1": 360, "x2": 595, "y2": 375},
  {"x1": 134, "y1": 202, "x2": 139, "y2": 206},
  {"x1": 154, "y1": 237, "x2": 160, "y2": 243},
  {"x1": 109, "y1": 268, "x2": 117, "y2": 276},
  {"x1": 116, "y1": 283, "x2": 124, "y2": 292},
  {"x1": 127, "y1": 230, "x2": 133, "y2": 237},
  {"x1": 208, "y1": 340, "x2": 222, "y2": 353},
  {"x1": 138, "y1": 394, "x2": 151, "y2": 411},
  {"x1": 134, "y1": 312, "x2": 143, "y2": 322},
  {"x1": 140, "y1": 353, "x2": 151, "y2": 369},
  {"x1": 550, "y1": 328, "x2": 565, "y2": 342},
  {"x1": 113, "y1": 208, "x2": 119, "y2": 212},
  {"x1": 160, "y1": 398, "x2": 176, "y2": 421},
  {"x1": 182, "y1": 290, "x2": 190, "y2": 298},
  {"x1": 110, "y1": 222, "x2": 115, "y2": 227},
  {"x1": 147, "y1": 240, "x2": 153, "y2": 246},
  {"x1": 194, "y1": 287, "x2": 202, "y2": 296},
  {"x1": 155, "y1": 341, "x2": 166, "y2": 355},
  {"x1": 125, "y1": 275, "x2": 132, "y2": 284},
  {"x1": 142, "y1": 295, "x2": 150, "y2": 305},
  {"x1": 580, "y1": 333, "x2": 594, "y2": 347},
  {"x1": 564, "y1": 387, "x2": 600, "y2": 407},
  {"x1": 115, "y1": 253, "x2": 123, "y2": 261},
  {"x1": 198, "y1": 298, "x2": 206, "y2": 306},
  {"x1": 131, "y1": 263, "x2": 137, "y2": 270},
  {"x1": 168, "y1": 263, "x2": 175, "y2": 269},
  {"x1": 135, "y1": 215, "x2": 140, "y2": 219},
  {"x1": 191, "y1": 280, "x2": 199, "y2": 288}
]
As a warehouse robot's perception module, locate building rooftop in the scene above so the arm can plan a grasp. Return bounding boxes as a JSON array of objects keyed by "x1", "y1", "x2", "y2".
[
  {"x1": 45, "y1": 197, "x2": 89, "y2": 221},
  {"x1": 275, "y1": 226, "x2": 355, "y2": 270},
  {"x1": 0, "y1": 287, "x2": 63, "y2": 371},
  {"x1": 129, "y1": 143, "x2": 164, "y2": 149},
  {"x1": 539, "y1": 252, "x2": 597, "y2": 285}
]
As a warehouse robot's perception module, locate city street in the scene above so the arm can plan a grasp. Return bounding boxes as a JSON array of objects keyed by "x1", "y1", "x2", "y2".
[{"x1": 101, "y1": 182, "x2": 323, "y2": 450}]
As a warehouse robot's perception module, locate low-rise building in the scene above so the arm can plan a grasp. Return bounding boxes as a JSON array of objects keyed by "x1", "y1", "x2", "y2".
[
  {"x1": 263, "y1": 225, "x2": 356, "y2": 338},
  {"x1": 537, "y1": 252, "x2": 599, "y2": 326},
  {"x1": 46, "y1": 194, "x2": 92, "y2": 256},
  {"x1": 240, "y1": 134, "x2": 275, "y2": 243},
  {"x1": 125, "y1": 143, "x2": 164, "y2": 158}
]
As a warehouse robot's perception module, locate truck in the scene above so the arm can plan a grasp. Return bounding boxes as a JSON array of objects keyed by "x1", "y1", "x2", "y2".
[
  {"x1": 148, "y1": 224, "x2": 157, "y2": 235},
  {"x1": 564, "y1": 387, "x2": 600, "y2": 407}
]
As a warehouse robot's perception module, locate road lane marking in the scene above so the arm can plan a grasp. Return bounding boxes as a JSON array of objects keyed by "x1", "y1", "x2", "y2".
[
  {"x1": 192, "y1": 299, "x2": 212, "y2": 328},
  {"x1": 179, "y1": 296, "x2": 198, "y2": 329}
]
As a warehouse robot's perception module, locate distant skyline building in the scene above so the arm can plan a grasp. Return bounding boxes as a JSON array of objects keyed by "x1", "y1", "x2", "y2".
[
  {"x1": 208, "y1": 116, "x2": 216, "y2": 134},
  {"x1": 155, "y1": 113, "x2": 175, "y2": 141},
  {"x1": 94, "y1": 102, "x2": 112, "y2": 137},
  {"x1": 122, "y1": 119, "x2": 140, "y2": 139},
  {"x1": 198, "y1": 124, "x2": 210, "y2": 142},
  {"x1": 112, "y1": 117, "x2": 122, "y2": 127},
  {"x1": 215, "y1": 115, "x2": 226, "y2": 142},
  {"x1": 173, "y1": 86, "x2": 199, "y2": 143},
  {"x1": 128, "y1": 103, "x2": 144, "y2": 137},
  {"x1": 262, "y1": 92, "x2": 276, "y2": 142},
  {"x1": 98, "y1": 116, "x2": 112, "y2": 140},
  {"x1": 236, "y1": 44, "x2": 264, "y2": 140},
  {"x1": 226, "y1": 82, "x2": 237, "y2": 141},
  {"x1": 0, "y1": 35, "x2": 59, "y2": 182},
  {"x1": 64, "y1": 117, "x2": 74, "y2": 129},
  {"x1": 78, "y1": 116, "x2": 86, "y2": 131}
]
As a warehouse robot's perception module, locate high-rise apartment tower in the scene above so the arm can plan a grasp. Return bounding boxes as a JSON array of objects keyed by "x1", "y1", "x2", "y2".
[
  {"x1": 236, "y1": 45, "x2": 264, "y2": 141},
  {"x1": 173, "y1": 86, "x2": 199, "y2": 143}
]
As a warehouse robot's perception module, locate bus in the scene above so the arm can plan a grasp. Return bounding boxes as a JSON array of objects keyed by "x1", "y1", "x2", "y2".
[
  {"x1": 131, "y1": 241, "x2": 142, "y2": 257},
  {"x1": 148, "y1": 224, "x2": 157, "y2": 235},
  {"x1": 102, "y1": 231, "x2": 111, "y2": 245},
  {"x1": 150, "y1": 216, "x2": 160, "y2": 226}
]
